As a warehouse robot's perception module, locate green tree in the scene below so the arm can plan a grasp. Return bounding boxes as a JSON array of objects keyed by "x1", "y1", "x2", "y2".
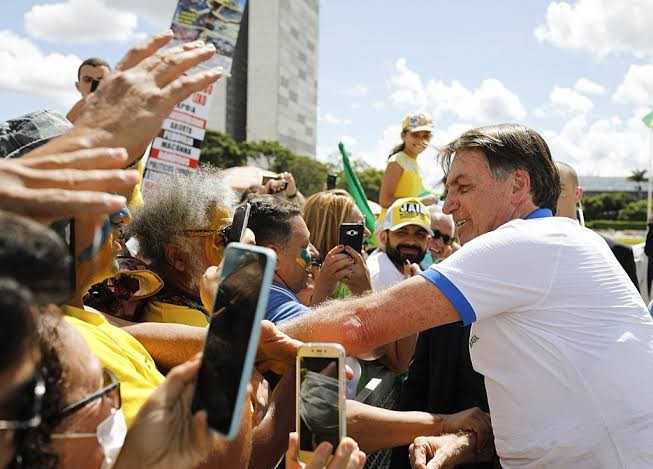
[
  {"x1": 627, "y1": 169, "x2": 648, "y2": 199},
  {"x1": 617, "y1": 199, "x2": 647, "y2": 221},
  {"x1": 582, "y1": 192, "x2": 633, "y2": 220},
  {"x1": 199, "y1": 130, "x2": 247, "y2": 168}
]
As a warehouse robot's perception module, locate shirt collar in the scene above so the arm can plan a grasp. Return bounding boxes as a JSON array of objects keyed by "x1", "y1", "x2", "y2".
[{"x1": 525, "y1": 208, "x2": 553, "y2": 219}]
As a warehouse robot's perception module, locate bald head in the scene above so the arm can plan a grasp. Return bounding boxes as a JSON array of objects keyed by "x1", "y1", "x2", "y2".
[{"x1": 555, "y1": 161, "x2": 583, "y2": 219}]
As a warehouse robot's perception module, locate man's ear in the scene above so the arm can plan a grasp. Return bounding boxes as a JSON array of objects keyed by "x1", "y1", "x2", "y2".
[
  {"x1": 511, "y1": 169, "x2": 532, "y2": 204},
  {"x1": 164, "y1": 244, "x2": 186, "y2": 272},
  {"x1": 378, "y1": 230, "x2": 388, "y2": 248},
  {"x1": 576, "y1": 186, "x2": 584, "y2": 203}
]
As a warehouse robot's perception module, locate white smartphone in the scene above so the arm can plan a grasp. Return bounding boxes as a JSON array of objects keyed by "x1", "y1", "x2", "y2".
[
  {"x1": 191, "y1": 243, "x2": 276, "y2": 440},
  {"x1": 296, "y1": 343, "x2": 347, "y2": 464}
]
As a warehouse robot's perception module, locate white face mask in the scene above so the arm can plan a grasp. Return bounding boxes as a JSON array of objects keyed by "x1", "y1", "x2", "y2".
[{"x1": 97, "y1": 408, "x2": 127, "y2": 469}]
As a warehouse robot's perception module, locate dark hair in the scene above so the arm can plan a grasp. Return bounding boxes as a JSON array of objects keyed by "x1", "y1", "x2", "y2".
[
  {"x1": 0, "y1": 212, "x2": 72, "y2": 305},
  {"x1": 440, "y1": 124, "x2": 560, "y2": 212},
  {"x1": 0, "y1": 279, "x2": 37, "y2": 375},
  {"x1": 246, "y1": 195, "x2": 302, "y2": 246},
  {"x1": 387, "y1": 130, "x2": 407, "y2": 159},
  {"x1": 77, "y1": 57, "x2": 111, "y2": 80},
  {"x1": 10, "y1": 317, "x2": 65, "y2": 469}
]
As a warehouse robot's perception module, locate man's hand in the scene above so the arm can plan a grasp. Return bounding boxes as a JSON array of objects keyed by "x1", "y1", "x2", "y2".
[
  {"x1": 286, "y1": 432, "x2": 366, "y2": 469},
  {"x1": 255, "y1": 320, "x2": 303, "y2": 375},
  {"x1": 249, "y1": 370, "x2": 270, "y2": 427},
  {"x1": 409, "y1": 433, "x2": 475, "y2": 469},
  {"x1": 0, "y1": 147, "x2": 137, "y2": 223},
  {"x1": 402, "y1": 260, "x2": 422, "y2": 277},
  {"x1": 116, "y1": 355, "x2": 219, "y2": 469},
  {"x1": 441, "y1": 407, "x2": 492, "y2": 451},
  {"x1": 71, "y1": 31, "x2": 224, "y2": 164}
]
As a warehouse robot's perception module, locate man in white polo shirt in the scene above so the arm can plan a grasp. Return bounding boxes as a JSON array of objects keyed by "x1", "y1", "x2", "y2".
[
  {"x1": 281, "y1": 124, "x2": 653, "y2": 468},
  {"x1": 367, "y1": 197, "x2": 432, "y2": 292}
]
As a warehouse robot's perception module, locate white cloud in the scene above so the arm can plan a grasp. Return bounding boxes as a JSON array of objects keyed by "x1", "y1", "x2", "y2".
[
  {"x1": 543, "y1": 110, "x2": 651, "y2": 176},
  {"x1": 536, "y1": 86, "x2": 594, "y2": 117},
  {"x1": 0, "y1": 30, "x2": 80, "y2": 108},
  {"x1": 613, "y1": 64, "x2": 653, "y2": 107},
  {"x1": 340, "y1": 135, "x2": 358, "y2": 146},
  {"x1": 25, "y1": 0, "x2": 142, "y2": 43},
  {"x1": 319, "y1": 112, "x2": 352, "y2": 125},
  {"x1": 388, "y1": 58, "x2": 527, "y2": 124},
  {"x1": 534, "y1": 0, "x2": 653, "y2": 59},
  {"x1": 104, "y1": 0, "x2": 178, "y2": 28},
  {"x1": 346, "y1": 84, "x2": 368, "y2": 97},
  {"x1": 574, "y1": 78, "x2": 606, "y2": 96}
]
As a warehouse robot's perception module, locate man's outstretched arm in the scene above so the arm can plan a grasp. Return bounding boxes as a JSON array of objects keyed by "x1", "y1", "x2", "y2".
[{"x1": 279, "y1": 275, "x2": 461, "y2": 357}]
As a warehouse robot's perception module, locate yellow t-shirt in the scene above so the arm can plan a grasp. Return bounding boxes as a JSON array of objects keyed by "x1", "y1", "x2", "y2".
[
  {"x1": 63, "y1": 305, "x2": 165, "y2": 426},
  {"x1": 379, "y1": 151, "x2": 425, "y2": 222},
  {"x1": 142, "y1": 300, "x2": 209, "y2": 327}
]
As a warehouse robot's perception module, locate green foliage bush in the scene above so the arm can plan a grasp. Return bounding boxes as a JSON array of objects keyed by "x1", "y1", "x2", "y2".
[
  {"x1": 200, "y1": 131, "x2": 384, "y2": 198},
  {"x1": 585, "y1": 220, "x2": 647, "y2": 230}
]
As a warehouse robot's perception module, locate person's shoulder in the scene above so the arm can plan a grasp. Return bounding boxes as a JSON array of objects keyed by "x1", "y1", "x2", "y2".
[{"x1": 388, "y1": 151, "x2": 410, "y2": 166}]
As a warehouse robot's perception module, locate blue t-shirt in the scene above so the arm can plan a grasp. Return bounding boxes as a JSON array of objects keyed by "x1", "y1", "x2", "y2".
[{"x1": 265, "y1": 282, "x2": 310, "y2": 324}]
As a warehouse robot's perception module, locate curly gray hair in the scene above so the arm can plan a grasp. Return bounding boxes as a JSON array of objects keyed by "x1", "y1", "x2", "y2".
[{"x1": 128, "y1": 166, "x2": 236, "y2": 265}]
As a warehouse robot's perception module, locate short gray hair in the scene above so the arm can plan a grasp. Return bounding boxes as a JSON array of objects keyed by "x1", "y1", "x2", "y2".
[{"x1": 128, "y1": 166, "x2": 236, "y2": 265}]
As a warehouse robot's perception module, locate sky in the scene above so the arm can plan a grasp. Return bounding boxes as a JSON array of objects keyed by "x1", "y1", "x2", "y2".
[{"x1": 1, "y1": 0, "x2": 652, "y2": 188}]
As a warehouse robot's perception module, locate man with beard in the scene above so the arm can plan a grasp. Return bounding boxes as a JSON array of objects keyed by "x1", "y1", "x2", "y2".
[{"x1": 367, "y1": 197, "x2": 431, "y2": 292}]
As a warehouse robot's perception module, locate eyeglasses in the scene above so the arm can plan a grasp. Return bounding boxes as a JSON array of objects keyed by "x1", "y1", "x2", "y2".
[
  {"x1": 432, "y1": 229, "x2": 453, "y2": 245},
  {"x1": 182, "y1": 224, "x2": 232, "y2": 246},
  {"x1": 52, "y1": 369, "x2": 121, "y2": 424},
  {"x1": 0, "y1": 374, "x2": 45, "y2": 431}
]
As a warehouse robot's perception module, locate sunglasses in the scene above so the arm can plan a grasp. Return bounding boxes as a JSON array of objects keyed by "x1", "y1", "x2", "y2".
[
  {"x1": 52, "y1": 369, "x2": 121, "y2": 424},
  {"x1": 432, "y1": 229, "x2": 453, "y2": 245},
  {"x1": 0, "y1": 374, "x2": 45, "y2": 431}
]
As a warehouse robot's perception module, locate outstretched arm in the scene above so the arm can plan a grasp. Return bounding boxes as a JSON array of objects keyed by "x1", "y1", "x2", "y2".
[{"x1": 280, "y1": 276, "x2": 460, "y2": 357}]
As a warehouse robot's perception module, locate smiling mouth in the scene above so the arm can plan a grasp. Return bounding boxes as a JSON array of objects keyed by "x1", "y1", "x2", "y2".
[{"x1": 455, "y1": 219, "x2": 468, "y2": 228}]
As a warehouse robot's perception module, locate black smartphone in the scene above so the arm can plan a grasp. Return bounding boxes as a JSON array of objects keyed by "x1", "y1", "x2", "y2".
[
  {"x1": 227, "y1": 203, "x2": 251, "y2": 244},
  {"x1": 326, "y1": 174, "x2": 337, "y2": 190},
  {"x1": 90, "y1": 79, "x2": 100, "y2": 93},
  {"x1": 191, "y1": 244, "x2": 276, "y2": 439},
  {"x1": 339, "y1": 223, "x2": 364, "y2": 253}
]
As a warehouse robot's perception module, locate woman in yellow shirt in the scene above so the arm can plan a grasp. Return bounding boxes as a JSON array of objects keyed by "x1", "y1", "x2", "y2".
[{"x1": 378, "y1": 113, "x2": 437, "y2": 221}]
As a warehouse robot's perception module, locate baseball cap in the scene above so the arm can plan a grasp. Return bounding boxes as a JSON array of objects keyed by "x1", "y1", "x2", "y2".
[
  {"x1": 401, "y1": 113, "x2": 433, "y2": 134},
  {"x1": 382, "y1": 197, "x2": 432, "y2": 234},
  {"x1": 0, "y1": 110, "x2": 72, "y2": 159}
]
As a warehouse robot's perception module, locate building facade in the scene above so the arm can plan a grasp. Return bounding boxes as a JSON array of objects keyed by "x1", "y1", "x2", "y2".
[{"x1": 207, "y1": 0, "x2": 319, "y2": 157}]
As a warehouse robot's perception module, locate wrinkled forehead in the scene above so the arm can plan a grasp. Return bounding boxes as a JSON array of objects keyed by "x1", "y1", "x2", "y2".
[{"x1": 445, "y1": 149, "x2": 493, "y2": 187}]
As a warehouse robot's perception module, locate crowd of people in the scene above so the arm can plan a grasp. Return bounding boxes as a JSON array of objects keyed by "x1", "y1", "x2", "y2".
[{"x1": 1, "y1": 30, "x2": 653, "y2": 469}]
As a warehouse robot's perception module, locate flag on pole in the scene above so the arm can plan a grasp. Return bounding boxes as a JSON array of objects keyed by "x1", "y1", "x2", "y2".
[
  {"x1": 339, "y1": 142, "x2": 376, "y2": 232},
  {"x1": 643, "y1": 110, "x2": 653, "y2": 128}
]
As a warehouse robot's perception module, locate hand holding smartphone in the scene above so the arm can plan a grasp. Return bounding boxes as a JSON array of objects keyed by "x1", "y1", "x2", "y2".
[
  {"x1": 339, "y1": 223, "x2": 364, "y2": 254},
  {"x1": 226, "y1": 202, "x2": 251, "y2": 244},
  {"x1": 296, "y1": 343, "x2": 346, "y2": 465},
  {"x1": 191, "y1": 243, "x2": 276, "y2": 439}
]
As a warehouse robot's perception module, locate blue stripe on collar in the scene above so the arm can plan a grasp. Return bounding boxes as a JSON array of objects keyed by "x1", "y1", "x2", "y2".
[{"x1": 525, "y1": 208, "x2": 553, "y2": 219}]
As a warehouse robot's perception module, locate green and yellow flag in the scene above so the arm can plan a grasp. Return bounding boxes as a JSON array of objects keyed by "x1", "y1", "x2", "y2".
[{"x1": 643, "y1": 110, "x2": 653, "y2": 128}]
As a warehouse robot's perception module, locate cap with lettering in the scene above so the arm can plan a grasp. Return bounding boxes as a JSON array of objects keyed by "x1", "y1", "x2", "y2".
[{"x1": 383, "y1": 197, "x2": 432, "y2": 234}]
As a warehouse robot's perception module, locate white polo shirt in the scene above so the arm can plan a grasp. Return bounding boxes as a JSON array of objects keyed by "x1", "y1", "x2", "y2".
[
  {"x1": 421, "y1": 208, "x2": 653, "y2": 468},
  {"x1": 366, "y1": 249, "x2": 405, "y2": 291}
]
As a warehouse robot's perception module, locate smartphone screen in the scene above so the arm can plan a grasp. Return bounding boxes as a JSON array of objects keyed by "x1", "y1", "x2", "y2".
[
  {"x1": 298, "y1": 356, "x2": 342, "y2": 452},
  {"x1": 191, "y1": 244, "x2": 275, "y2": 438},
  {"x1": 339, "y1": 223, "x2": 364, "y2": 253},
  {"x1": 228, "y1": 203, "x2": 251, "y2": 243}
]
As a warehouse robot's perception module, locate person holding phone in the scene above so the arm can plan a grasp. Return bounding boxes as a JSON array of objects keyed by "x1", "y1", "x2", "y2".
[
  {"x1": 377, "y1": 113, "x2": 437, "y2": 224},
  {"x1": 303, "y1": 190, "x2": 372, "y2": 304}
]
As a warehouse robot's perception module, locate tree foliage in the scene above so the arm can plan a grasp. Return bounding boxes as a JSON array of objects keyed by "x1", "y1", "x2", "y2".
[{"x1": 200, "y1": 131, "x2": 381, "y2": 198}]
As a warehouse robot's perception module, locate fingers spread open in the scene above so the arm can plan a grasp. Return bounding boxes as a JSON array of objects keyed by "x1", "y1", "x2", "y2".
[
  {"x1": 20, "y1": 147, "x2": 129, "y2": 170},
  {"x1": 116, "y1": 30, "x2": 174, "y2": 71},
  {"x1": 21, "y1": 167, "x2": 140, "y2": 193},
  {"x1": 163, "y1": 68, "x2": 223, "y2": 108},
  {"x1": 153, "y1": 45, "x2": 217, "y2": 88}
]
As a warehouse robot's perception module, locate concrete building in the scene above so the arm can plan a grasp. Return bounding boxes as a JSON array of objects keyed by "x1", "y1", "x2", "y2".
[{"x1": 208, "y1": 0, "x2": 319, "y2": 157}]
